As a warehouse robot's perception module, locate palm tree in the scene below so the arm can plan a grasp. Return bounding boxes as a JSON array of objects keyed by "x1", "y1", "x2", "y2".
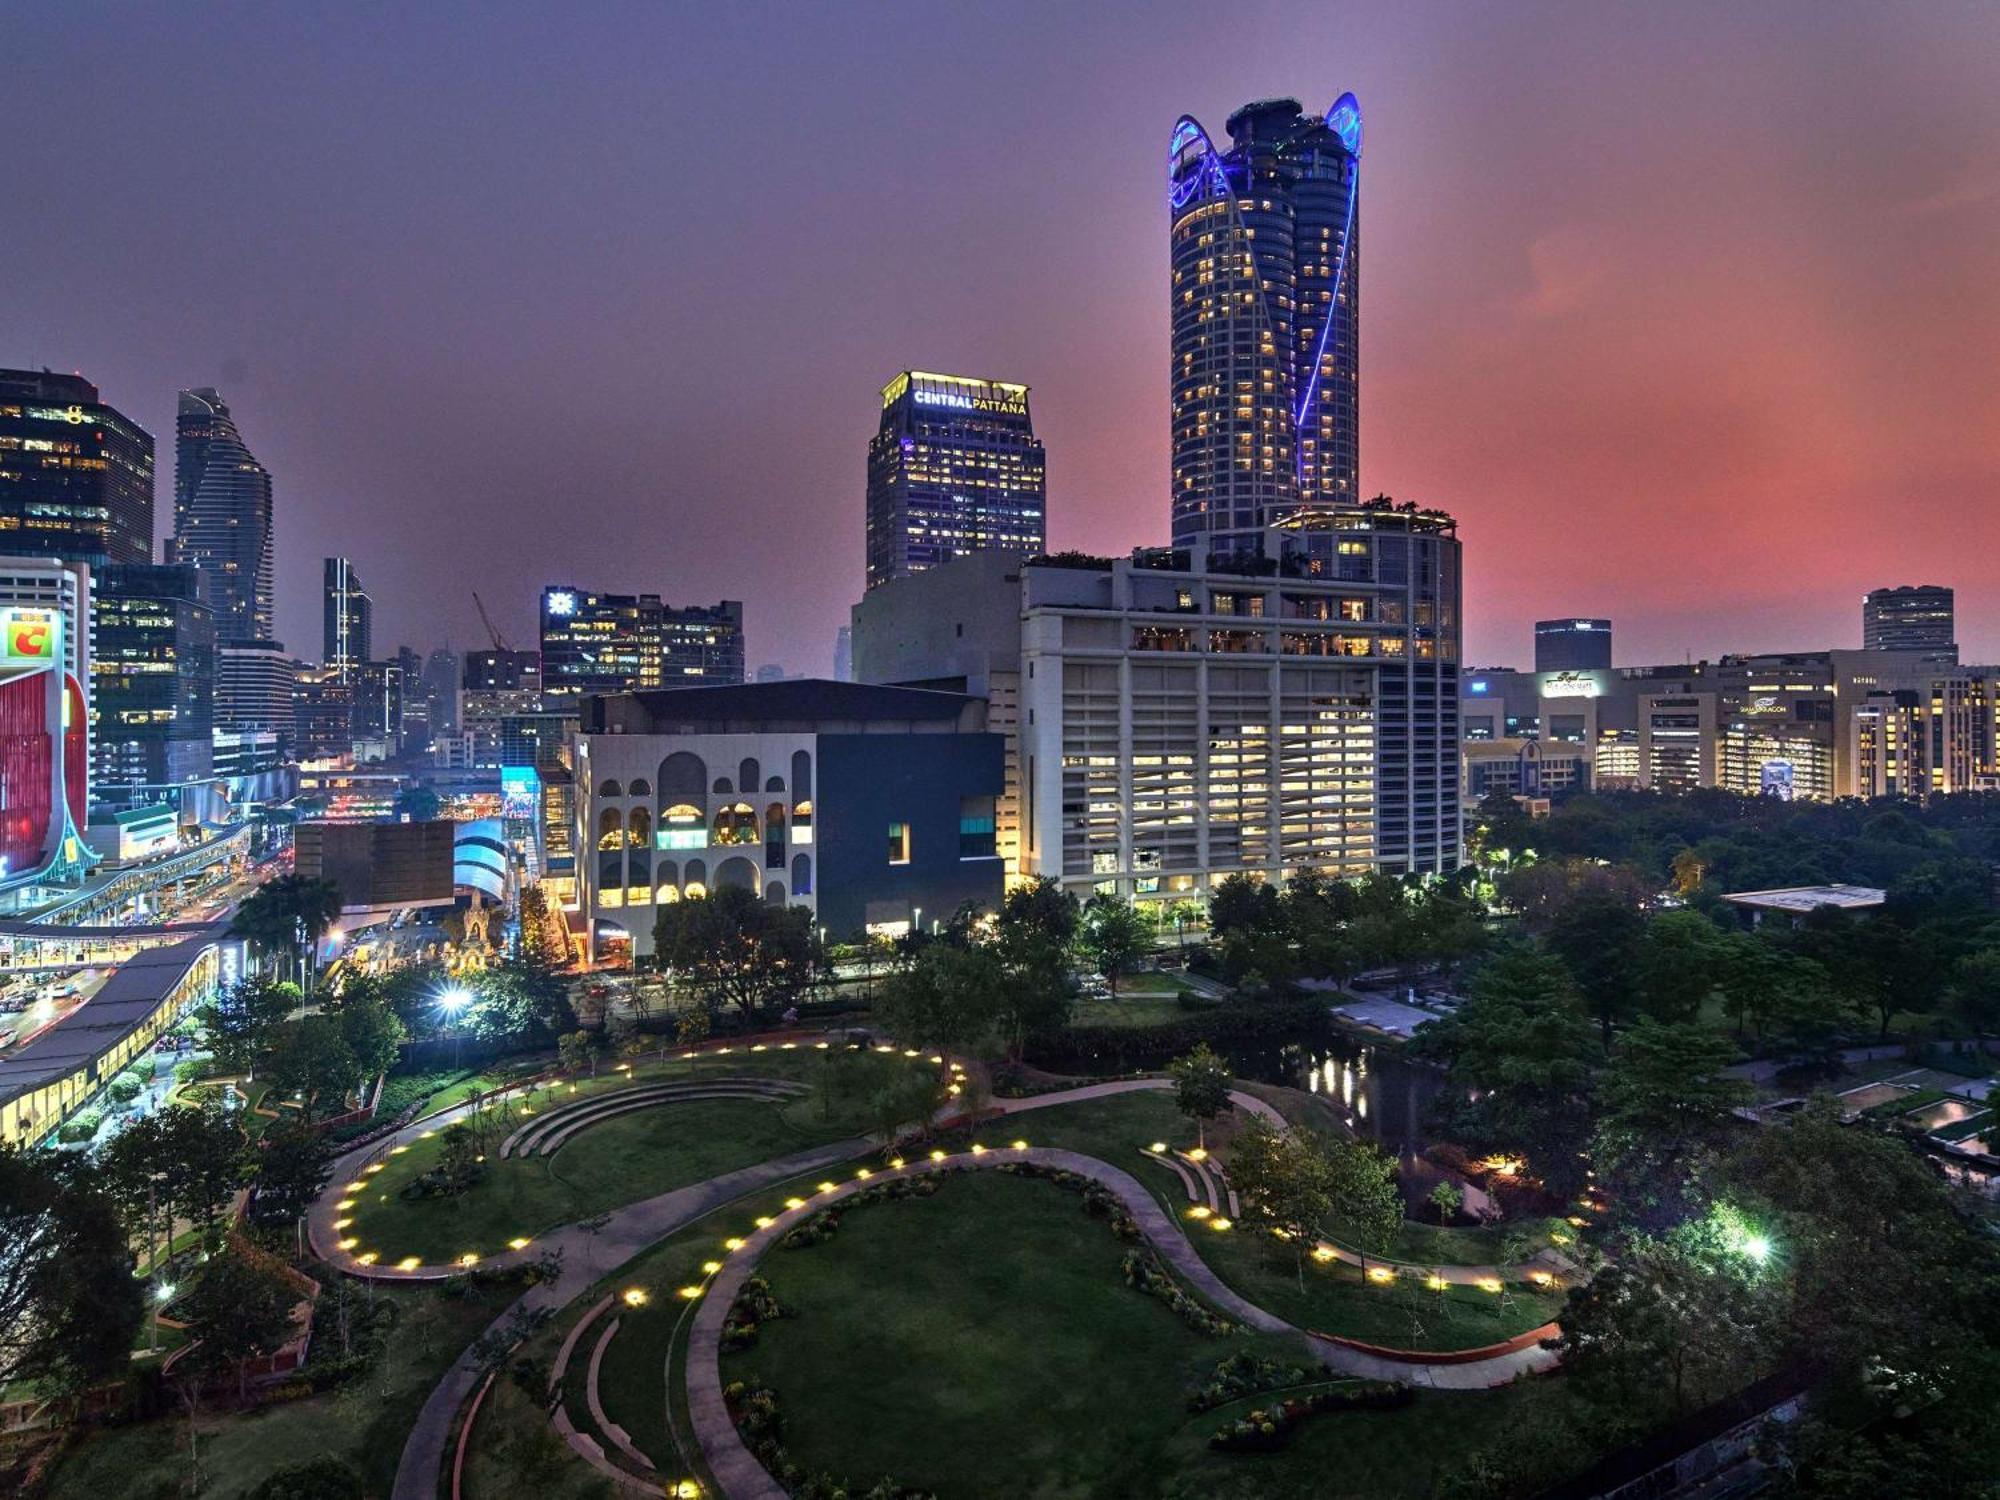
[{"x1": 232, "y1": 875, "x2": 343, "y2": 991}]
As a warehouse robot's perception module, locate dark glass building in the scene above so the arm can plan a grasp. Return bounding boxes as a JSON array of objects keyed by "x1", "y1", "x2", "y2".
[
  {"x1": 1168, "y1": 95, "x2": 1363, "y2": 558},
  {"x1": 89, "y1": 563, "x2": 216, "y2": 790},
  {"x1": 0, "y1": 369, "x2": 155, "y2": 567},
  {"x1": 1863, "y1": 585, "x2": 1955, "y2": 661},
  {"x1": 865, "y1": 371, "x2": 1046, "y2": 591},
  {"x1": 172, "y1": 387, "x2": 274, "y2": 643},
  {"x1": 323, "y1": 557, "x2": 372, "y2": 680},
  {"x1": 1535, "y1": 618, "x2": 1614, "y2": 673},
  {"x1": 539, "y1": 586, "x2": 744, "y2": 702}
]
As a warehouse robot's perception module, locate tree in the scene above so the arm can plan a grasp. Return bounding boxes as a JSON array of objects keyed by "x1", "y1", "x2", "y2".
[
  {"x1": 1947, "y1": 944, "x2": 2000, "y2": 1037},
  {"x1": 181, "y1": 1243, "x2": 299, "y2": 1400},
  {"x1": 1594, "y1": 1020, "x2": 1751, "y2": 1224},
  {"x1": 248, "y1": 1118, "x2": 331, "y2": 1237},
  {"x1": 517, "y1": 883, "x2": 571, "y2": 968},
  {"x1": 873, "y1": 943, "x2": 1006, "y2": 1053},
  {"x1": 0, "y1": 1148, "x2": 144, "y2": 1392},
  {"x1": 332, "y1": 991, "x2": 404, "y2": 1082},
  {"x1": 1411, "y1": 942, "x2": 1599, "y2": 1196},
  {"x1": 1326, "y1": 1135, "x2": 1404, "y2": 1277},
  {"x1": 231, "y1": 875, "x2": 343, "y2": 989},
  {"x1": 1428, "y1": 1179, "x2": 1464, "y2": 1224},
  {"x1": 393, "y1": 785, "x2": 442, "y2": 822},
  {"x1": 1227, "y1": 1120, "x2": 1337, "y2": 1290},
  {"x1": 265, "y1": 1013, "x2": 362, "y2": 1118},
  {"x1": 198, "y1": 977, "x2": 300, "y2": 1075},
  {"x1": 1167, "y1": 1043, "x2": 1233, "y2": 1148},
  {"x1": 653, "y1": 885, "x2": 823, "y2": 1020},
  {"x1": 999, "y1": 875, "x2": 1081, "y2": 952},
  {"x1": 557, "y1": 1029, "x2": 601, "y2": 1078},
  {"x1": 1546, "y1": 891, "x2": 1649, "y2": 1043},
  {"x1": 1206, "y1": 873, "x2": 1282, "y2": 940},
  {"x1": 1631, "y1": 910, "x2": 1733, "y2": 1025},
  {"x1": 1079, "y1": 894, "x2": 1149, "y2": 998}
]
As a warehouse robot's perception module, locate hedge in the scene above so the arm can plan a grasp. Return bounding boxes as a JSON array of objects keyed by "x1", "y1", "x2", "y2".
[{"x1": 1026, "y1": 993, "x2": 1328, "y2": 1071}]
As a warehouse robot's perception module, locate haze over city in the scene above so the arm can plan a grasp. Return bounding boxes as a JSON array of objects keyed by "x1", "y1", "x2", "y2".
[{"x1": 8, "y1": 0, "x2": 1997, "y2": 670}]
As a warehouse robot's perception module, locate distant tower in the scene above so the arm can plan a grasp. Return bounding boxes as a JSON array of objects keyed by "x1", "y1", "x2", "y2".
[
  {"x1": 323, "y1": 557, "x2": 372, "y2": 681},
  {"x1": 173, "y1": 388, "x2": 274, "y2": 643},
  {"x1": 833, "y1": 624, "x2": 853, "y2": 683},
  {"x1": 1863, "y1": 585, "x2": 1955, "y2": 662},
  {"x1": 866, "y1": 371, "x2": 1046, "y2": 591},
  {"x1": 1168, "y1": 94, "x2": 1363, "y2": 557},
  {"x1": 1535, "y1": 618, "x2": 1613, "y2": 673}
]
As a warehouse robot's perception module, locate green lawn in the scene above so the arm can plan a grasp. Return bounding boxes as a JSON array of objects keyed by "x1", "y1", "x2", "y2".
[
  {"x1": 345, "y1": 1091, "x2": 870, "y2": 1266},
  {"x1": 41, "y1": 1279, "x2": 516, "y2": 1500},
  {"x1": 721, "y1": 1169, "x2": 1310, "y2": 1497}
]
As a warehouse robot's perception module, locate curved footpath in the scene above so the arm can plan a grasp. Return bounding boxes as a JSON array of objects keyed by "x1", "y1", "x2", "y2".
[
  {"x1": 688, "y1": 1145, "x2": 1560, "y2": 1500},
  {"x1": 312, "y1": 1075, "x2": 1557, "y2": 1498}
]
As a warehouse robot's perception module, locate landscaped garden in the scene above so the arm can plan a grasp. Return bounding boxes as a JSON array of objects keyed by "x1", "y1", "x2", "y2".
[{"x1": 338, "y1": 1045, "x2": 946, "y2": 1267}]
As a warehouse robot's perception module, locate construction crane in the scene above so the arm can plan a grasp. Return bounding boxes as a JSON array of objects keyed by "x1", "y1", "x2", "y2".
[{"x1": 471, "y1": 591, "x2": 513, "y2": 653}]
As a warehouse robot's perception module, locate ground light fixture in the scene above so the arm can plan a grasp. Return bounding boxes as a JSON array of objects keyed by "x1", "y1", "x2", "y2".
[{"x1": 623, "y1": 1288, "x2": 649, "y2": 1307}]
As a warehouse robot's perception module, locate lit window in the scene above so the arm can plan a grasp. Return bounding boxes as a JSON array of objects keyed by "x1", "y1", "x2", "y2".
[{"x1": 887, "y1": 822, "x2": 911, "y2": 865}]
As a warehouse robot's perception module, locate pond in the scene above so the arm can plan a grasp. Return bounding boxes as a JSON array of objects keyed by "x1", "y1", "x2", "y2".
[{"x1": 1227, "y1": 1022, "x2": 1454, "y2": 1159}]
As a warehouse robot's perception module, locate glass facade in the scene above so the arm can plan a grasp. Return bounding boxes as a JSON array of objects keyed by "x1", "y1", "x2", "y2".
[
  {"x1": 1168, "y1": 97, "x2": 1362, "y2": 559},
  {"x1": 90, "y1": 563, "x2": 216, "y2": 790},
  {"x1": 0, "y1": 369, "x2": 155, "y2": 568},
  {"x1": 865, "y1": 371, "x2": 1045, "y2": 591},
  {"x1": 539, "y1": 587, "x2": 744, "y2": 702},
  {"x1": 172, "y1": 388, "x2": 274, "y2": 644}
]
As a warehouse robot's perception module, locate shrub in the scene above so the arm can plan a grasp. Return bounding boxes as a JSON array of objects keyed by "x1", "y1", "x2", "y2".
[
  {"x1": 1121, "y1": 1249, "x2": 1238, "y2": 1335},
  {"x1": 726, "y1": 1377, "x2": 936, "y2": 1499},
  {"x1": 721, "y1": 1276, "x2": 793, "y2": 1352},
  {"x1": 57, "y1": 1107, "x2": 105, "y2": 1143},
  {"x1": 245, "y1": 1457, "x2": 363, "y2": 1499},
  {"x1": 1207, "y1": 1381, "x2": 1413, "y2": 1451},
  {"x1": 1188, "y1": 1350, "x2": 1331, "y2": 1412},
  {"x1": 108, "y1": 1075, "x2": 146, "y2": 1104}
]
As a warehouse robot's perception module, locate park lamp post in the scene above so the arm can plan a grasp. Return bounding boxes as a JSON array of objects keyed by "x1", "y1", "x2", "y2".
[
  {"x1": 150, "y1": 1280, "x2": 176, "y2": 1353},
  {"x1": 439, "y1": 986, "x2": 473, "y2": 1068}
]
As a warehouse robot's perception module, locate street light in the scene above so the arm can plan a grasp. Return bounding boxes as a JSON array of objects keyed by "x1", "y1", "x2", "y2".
[{"x1": 439, "y1": 987, "x2": 473, "y2": 1067}]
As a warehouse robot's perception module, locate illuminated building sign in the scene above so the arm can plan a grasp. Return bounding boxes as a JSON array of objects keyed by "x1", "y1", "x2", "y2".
[
  {"x1": 545, "y1": 590, "x2": 577, "y2": 618},
  {"x1": 24, "y1": 405, "x2": 86, "y2": 425},
  {"x1": 0, "y1": 609, "x2": 60, "y2": 664},
  {"x1": 1538, "y1": 670, "x2": 1607, "y2": 700},
  {"x1": 500, "y1": 766, "x2": 541, "y2": 820},
  {"x1": 911, "y1": 390, "x2": 1028, "y2": 417}
]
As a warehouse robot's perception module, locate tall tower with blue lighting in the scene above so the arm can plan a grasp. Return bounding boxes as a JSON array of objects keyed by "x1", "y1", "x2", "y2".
[{"x1": 1168, "y1": 94, "x2": 1363, "y2": 558}]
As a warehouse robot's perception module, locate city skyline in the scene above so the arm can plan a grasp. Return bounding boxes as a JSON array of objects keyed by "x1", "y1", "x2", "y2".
[{"x1": 6, "y1": 3, "x2": 1998, "y2": 672}]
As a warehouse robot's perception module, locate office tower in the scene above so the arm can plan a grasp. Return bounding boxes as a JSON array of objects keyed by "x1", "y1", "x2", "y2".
[
  {"x1": 1863, "y1": 585, "x2": 1955, "y2": 661},
  {"x1": 461, "y1": 648, "x2": 543, "y2": 767},
  {"x1": 539, "y1": 586, "x2": 744, "y2": 703},
  {"x1": 91, "y1": 563, "x2": 216, "y2": 790},
  {"x1": 1534, "y1": 618, "x2": 1613, "y2": 673},
  {"x1": 172, "y1": 388, "x2": 274, "y2": 643},
  {"x1": 351, "y1": 658, "x2": 405, "y2": 750},
  {"x1": 323, "y1": 557, "x2": 372, "y2": 680},
  {"x1": 216, "y1": 640, "x2": 295, "y2": 740},
  {"x1": 865, "y1": 371, "x2": 1046, "y2": 591},
  {"x1": 833, "y1": 625, "x2": 853, "y2": 683},
  {"x1": 0, "y1": 556, "x2": 94, "y2": 898},
  {"x1": 422, "y1": 647, "x2": 461, "y2": 737},
  {"x1": 0, "y1": 369, "x2": 155, "y2": 567},
  {"x1": 1168, "y1": 94, "x2": 1363, "y2": 557},
  {"x1": 292, "y1": 666, "x2": 354, "y2": 761}
]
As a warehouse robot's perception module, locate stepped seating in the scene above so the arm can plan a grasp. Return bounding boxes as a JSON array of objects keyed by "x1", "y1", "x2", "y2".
[{"x1": 498, "y1": 1077, "x2": 808, "y2": 1159}]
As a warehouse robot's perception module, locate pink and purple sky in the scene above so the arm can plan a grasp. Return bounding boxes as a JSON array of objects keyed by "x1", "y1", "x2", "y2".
[{"x1": 6, "y1": 2, "x2": 1997, "y2": 671}]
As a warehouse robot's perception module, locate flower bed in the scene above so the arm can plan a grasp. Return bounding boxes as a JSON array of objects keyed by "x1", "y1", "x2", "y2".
[
  {"x1": 721, "y1": 1276, "x2": 793, "y2": 1353},
  {"x1": 1121, "y1": 1250, "x2": 1238, "y2": 1335},
  {"x1": 726, "y1": 1376, "x2": 937, "y2": 1499},
  {"x1": 1207, "y1": 1380, "x2": 1413, "y2": 1452},
  {"x1": 1187, "y1": 1349, "x2": 1331, "y2": 1412}
]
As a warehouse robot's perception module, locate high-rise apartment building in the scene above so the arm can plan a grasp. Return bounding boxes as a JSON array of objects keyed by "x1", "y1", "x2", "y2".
[
  {"x1": 172, "y1": 388, "x2": 274, "y2": 643},
  {"x1": 323, "y1": 557, "x2": 372, "y2": 680},
  {"x1": 865, "y1": 371, "x2": 1046, "y2": 591},
  {"x1": 90, "y1": 563, "x2": 216, "y2": 790},
  {"x1": 0, "y1": 369, "x2": 155, "y2": 567},
  {"x1": 1168, "y1": 94, "x2": 1363, "y2": 558},
  {"x1": 215, "y1": 640, "x2": 295, "y2": 741},
  {"x1": 1862, "y1": 585, "x2": 1954, "y2": 661},
  {"x1": 1534, "y1": 618, "x2": 1613, "y2": 673},
  {"x1": 539, "y1": 587, "x2": 744, "y2": 703}
]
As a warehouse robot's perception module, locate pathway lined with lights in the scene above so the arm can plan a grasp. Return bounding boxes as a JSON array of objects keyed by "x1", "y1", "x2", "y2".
[
  {"x1": 685, "y1": 1144, "x2": 1563, "y2": 1500},
  {"x1": 388, "y1": 1135, "x2": 873, "y2": 1500}
]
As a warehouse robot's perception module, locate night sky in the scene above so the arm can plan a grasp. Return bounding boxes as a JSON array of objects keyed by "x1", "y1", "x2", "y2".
[{"x1": 6, "y1": 3, "x2": 1997, "y2": 673}]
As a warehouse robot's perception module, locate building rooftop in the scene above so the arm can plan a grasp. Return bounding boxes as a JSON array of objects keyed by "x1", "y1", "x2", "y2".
[
  {"x1": 583, "y1": 678, "x2": 983, "y2": 735},
  {"x1": 1719, "y1": 884, "x2": 1887, "y2": 914}
]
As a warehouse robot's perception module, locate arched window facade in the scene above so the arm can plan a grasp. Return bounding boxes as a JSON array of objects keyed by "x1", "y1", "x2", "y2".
[
  {"x1": 659, "y1": 802, "x2": 704, "y2": 850},
  {"x1": 738, "y1": 758, "x2": 760, "y2": 796},
  {"x1": 628, "y1": 778, "x2": 652, "y2": 798},
  {"x1": 626, "y1": 808, "x2": 653, "y2": 900},
  {"x1": 657, "y1": 860, "x2": 680, "y2": 904},
  {"x1": 765, "y1": 880, "x2": 786, "y2": 904},
  {"x1": 765, "y1": 803, "x2": 786, "y2": 868},
  {"x1": 791, "y1": 853, "x2": 812, "y2": 895},
  {"x1": 659, "y1": 752, "x2": 707, "y2": 801},
  {"x1": 714, "y1": 802, "x2": 757, "y2": 845},
  {"x1": 764, "y1": 775, "x2": 785, "y2": 792},
  {"x1": 715, "y1": 855, "x2": 758, "y2": 893},
  {"x1": 599, "y1": 779, "x2": 624, "y2": 800},
  {"x1": 597, "y1": 808, "x2": 624, "y2": 906}
]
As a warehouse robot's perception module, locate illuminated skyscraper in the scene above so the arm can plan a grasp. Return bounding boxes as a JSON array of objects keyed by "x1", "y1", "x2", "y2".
[
  {"x1": 1168, "y1": 94, "x2": 1363, "y2": 557},
  {"x1": 0, "y1": 369, "x2": 155, "y2": 568},
  {"x1": 539, "y1": 586, "x2": 744, "y2": 703},
  {"x1": 865, "y1": 371, "x2": 1046, "y2": 592},
  {"x1": 1862, "y1": 585, "x2": 1955, "y2": 662},
  {"x1": 172, "y1": 387, "x2": 274, "y2": 643},
  {"x1": 323, "y1": 556, "x2": 372, "y2": 681}
]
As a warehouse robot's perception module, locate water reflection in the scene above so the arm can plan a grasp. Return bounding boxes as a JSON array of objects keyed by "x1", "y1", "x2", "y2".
[{"x1": 1234, "y1": 1024, "x2": 1451, "y2": 1159}]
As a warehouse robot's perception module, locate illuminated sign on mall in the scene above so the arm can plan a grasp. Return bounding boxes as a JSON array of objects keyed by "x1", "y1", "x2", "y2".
[
  {"x1": 912, "y1": 389, "x2": 1028, "y2": 417},
  {"x1": 0, "y1": 609, "x2": 60, "y2": 664},
  {"x1": 1538, "y1": 670, "x2": 1602, "y2": 699}
]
